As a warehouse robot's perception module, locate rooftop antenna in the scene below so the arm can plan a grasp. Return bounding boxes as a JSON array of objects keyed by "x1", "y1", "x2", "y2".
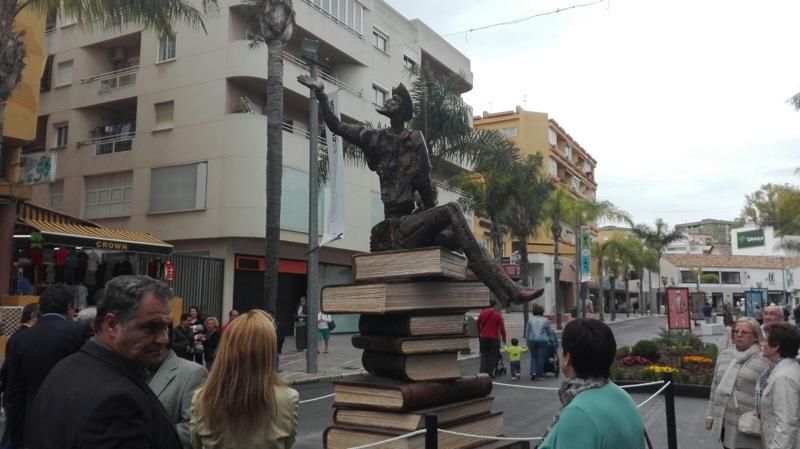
[{"x1": 523, "y1": 94, "x2": 527, "y2": 109}]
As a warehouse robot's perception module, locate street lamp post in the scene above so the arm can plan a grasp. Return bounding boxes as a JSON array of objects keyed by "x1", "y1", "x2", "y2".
[
  {"x1": 554, "y1": 258, "x2": 563, "y2": 330},
  {"x1": 302, "y1": 38, "x2": 320, "y2": 375}
]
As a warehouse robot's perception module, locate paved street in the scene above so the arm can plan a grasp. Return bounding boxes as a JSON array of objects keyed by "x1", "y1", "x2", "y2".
[{"x1": 288, "y1": 316, "x2": 727, "y2": 448}]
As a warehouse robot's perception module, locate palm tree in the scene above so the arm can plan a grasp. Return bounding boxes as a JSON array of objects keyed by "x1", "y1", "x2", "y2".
[
  {"x1": 633, "y1": 218, "x2": 684, "y2": 312},
  {"x1": 499, "y1": 153, "x2": 554, "y2": 329},
  {"x1": 0, "y1": 0, "x2": 218, "y2": 179},
  {"x1": 569, "y1": 200, "x2": 632, "y2": 317},
  {"x1": 542, "y1": 187, "x2": 577, "y2": 329},
  {"x1": 241, "y1": 0, "x2": 295, "y2": 312},
  {"x1": 602, "y1": 236, "x2": 628, "y2": 321},
  {"x1": 617, "y1": 238, "x2": 656, "y2": 317},
  {"x1": 449, "y1": 138, "x2": 520, "y2": 261}
]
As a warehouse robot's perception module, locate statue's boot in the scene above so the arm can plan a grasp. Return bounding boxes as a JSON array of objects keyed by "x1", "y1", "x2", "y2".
[{"x1": 467, "y1": 259, "x2": 544, "y2": 306}]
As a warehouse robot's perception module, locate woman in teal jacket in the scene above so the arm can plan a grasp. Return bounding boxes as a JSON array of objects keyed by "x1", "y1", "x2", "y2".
[{"x1": 539, "y1": 318, "x2": 645, "y2": 449}]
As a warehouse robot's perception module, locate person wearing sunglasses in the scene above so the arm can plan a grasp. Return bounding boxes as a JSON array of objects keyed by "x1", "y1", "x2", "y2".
[{"x1": 706, "y1": 317, "x2": 772, "y2": 448}]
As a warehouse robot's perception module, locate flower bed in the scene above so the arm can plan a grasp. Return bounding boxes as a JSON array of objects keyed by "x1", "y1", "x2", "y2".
[{"x1": 611, "y1": 329, "x2": 718, "y2": 386}]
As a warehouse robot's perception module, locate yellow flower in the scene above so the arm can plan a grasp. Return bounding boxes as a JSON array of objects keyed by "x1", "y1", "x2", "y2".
[
  {"x1": 682, "y1": 356, "x2": 712, "y2": 364},
  {"x1": 644, "y1": 364, "x2": 679, "y2": 374}
]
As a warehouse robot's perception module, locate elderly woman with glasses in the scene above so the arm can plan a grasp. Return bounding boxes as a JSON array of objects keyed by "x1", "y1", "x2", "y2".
[
  {"x1": 759, "y1": 322, "x2": 800, "y2": 449},
  {"x1": 706, "y1": 317, "x2": 772, "y2": 449}
]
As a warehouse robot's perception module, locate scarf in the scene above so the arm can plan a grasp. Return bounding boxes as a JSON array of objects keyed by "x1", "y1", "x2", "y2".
[
  {"x1": 755, "y1": 364, "x2": 774, "y2": 413},
  {"x1": 716, "y1": 345, "x2": 760, "y2": 402},
  {"x1": 540, "y1": 377, "x2": 609, "y2": 442}
]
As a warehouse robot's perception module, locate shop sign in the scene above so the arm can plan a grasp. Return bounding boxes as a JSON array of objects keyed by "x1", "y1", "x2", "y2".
[
  {"x1": 580, "y1": 227, "x2": 592, "y2": 283},
  {"x1": 165, "y1": 260, "x2": 176, "y2": 281},
  {"x1": 96, "y1": 241, "x2": 129, "y2": 251},
  {"x1": 737, "y1": 229, "x2": 765, "y2": 248},
  {"x1": 21, "y1": 153, "x2": 57, "y2": 185}
]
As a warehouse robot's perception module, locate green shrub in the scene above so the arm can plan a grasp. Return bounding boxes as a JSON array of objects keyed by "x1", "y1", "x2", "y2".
[
  {"x1": 632, "y1": 340, "x2": 661, "y2": 362},
  {"x1": 702, "y1": 343, "x2": 719, "y2": 363},
  {"x1": 616, "y1": 345, "x2": 632, "y2": 359}
]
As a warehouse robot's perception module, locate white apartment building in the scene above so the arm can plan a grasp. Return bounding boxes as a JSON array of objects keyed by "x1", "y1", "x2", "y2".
[{"x1": 26, "y1": 0, "x2": 474, "y2": 329}]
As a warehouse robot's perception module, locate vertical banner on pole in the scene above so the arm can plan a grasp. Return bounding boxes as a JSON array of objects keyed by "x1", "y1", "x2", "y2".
[
  {"x1": 321, "y1": 91, "x2": 346, "y2": 247},
  {"x1": 580, "y1": 227, "x2": 592, "y2": 283}
]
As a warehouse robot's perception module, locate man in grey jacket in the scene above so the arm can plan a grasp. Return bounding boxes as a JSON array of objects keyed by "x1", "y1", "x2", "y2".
[{"x1": 148, "y1": 349, "x2": 208, "y2": 448}]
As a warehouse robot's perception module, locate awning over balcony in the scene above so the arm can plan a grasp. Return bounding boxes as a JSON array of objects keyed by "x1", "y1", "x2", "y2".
[{"x1": 14, "y1": 203, "x2": 172, "y2": 254}]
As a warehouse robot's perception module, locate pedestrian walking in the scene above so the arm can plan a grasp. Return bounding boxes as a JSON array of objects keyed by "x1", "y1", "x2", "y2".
[
  {"x1": 317, "y1": 311, "x2": 333, "y2": 354},
  {"x1": 703, "y1": 302, "x2": 714, "y2": 324},
  {"x1": 190, "y1": 310, "x2": 298, "y2": 449},
  {"x1": 27, "y1": 276, "x2": 183, "y2": 449},
  {"x1": 526, "y1": 304, "x2": 556, "y2": 380},
  {"x1": 705, "y1": 317, "x2": 771, "y2": 449},
  {"x1": 759, "y1": 322, "x2": 800, "y2": 449},
  {"x1": 538, "y1": 319, "x2": 645, "y2": 449},
  {"x1": 476, "y1": 299, "x2": 506, "y2": 378},
  {"x1": 501, "y1": 338, "x2": 527, "y2": 380}
]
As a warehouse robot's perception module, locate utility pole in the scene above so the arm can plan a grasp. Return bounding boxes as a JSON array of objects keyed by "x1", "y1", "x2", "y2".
[{"x1": 302, "y1": 38, "x2": 320, "y2": 374}]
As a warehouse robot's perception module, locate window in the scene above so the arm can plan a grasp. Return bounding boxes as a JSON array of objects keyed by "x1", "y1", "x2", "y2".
[
  {"x1": 310, "y1": 0, "x2": 363, "y2": 34},
  {"x1": 548, "y1": 128, "x2": 557, "y2": 147},
  {"x1": 372, "y1": 84, "x2": 388, "y2": 106},
  {"x1": 40, "y1": 55, "x2": 54, "y2": 92},
  {"x1": 280, "y1": 166, "x2": 324, "y2": 232},
  {"x1": 55, "y1": 60, "x2": 73, "y2": 86},
  {"x1": 499, "y1": 127, "x2": 517, "y2": 138},
  {"x1": 149, "y1": 162, "x2": 207, "y2": 213},
  {"x1": 768, "y1": 272, "x2": 775, "y2": 284},
  {"x1": 548, "y1": 158, "x2": 558, "y2": 177},
  {"x1": 564, "y1": 145, "x2": 572, "y2": 161},
  {"x1": 85, "y1": 172, "x2": 133, "y2": 219},
  {"x1": 50, "y1": 180, "x2": 64, "y2": 211},
  {"x1": 680, "y1": 270, "x2": 696, "y2": 284},
  {"x1": 157, "y1": 35, "x2": 176, "y2": 62},
  {"x1": 54, "y1": 123, "x2": 68, "y2": 148},
  {"x1": 154, "y1": 101, "x2": 174, "y2": 130},
  {"x1": 571, "y1": 176, "x2": 580, "y2": 192},
  {"x1": 403, "y1": 55, "x2": 417, "y2": 70},
  {"x1": 373, "y1": 27, "x2": 389, "y2": 53},
  {"x1": 583, "y1": 160, "x2": 592, "y2": 174},
  {"x1": 721, "y1": 272, "x2": 741, "y2": 284}
]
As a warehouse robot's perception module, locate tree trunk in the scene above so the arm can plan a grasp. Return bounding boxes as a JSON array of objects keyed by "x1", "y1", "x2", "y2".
[
  {"x1": 489, "y1": 216, "x2": 503, "y2": 262},
  {"x1": 520, "y1": 243, "x2": 530, "y2": 335},
  {"x1": 639, "y1": 270, "x2": 645, "y2": 315},
  {"x1": 264, "y1": 39, "x2": 285, "y2": 313},
  {"x1": 610, "y1": 275, "x2": 617, "y2": 321},
  {"x1": 598, "y1": 260, "x2": 605, "y2": 322},
  {"x1": 625, "y1": 275, "x2": 630, "y2": 318},
  {"x1": 553, "y1": 227, "x2": 562, "y2": 330}
]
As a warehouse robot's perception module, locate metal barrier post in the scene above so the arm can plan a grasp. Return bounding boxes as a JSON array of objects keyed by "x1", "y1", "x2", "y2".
[
  {"x1": 664, "y1": 373, "x2": 678, "y2": 449},
  {"x1": 425, "y1": 414, "x2": 438, "y2": 449}
]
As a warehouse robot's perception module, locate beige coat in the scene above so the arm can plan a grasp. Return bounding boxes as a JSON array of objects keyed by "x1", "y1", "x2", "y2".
[
  {"x1": 190, "y1": 385, "x2": 299, "y2": 449},
  {"x1": 706, "y1": 347, "x2": 771, "y2": 449},
  {"x1": 760, "y1": 358, "x2": 800, "y2": 449}
]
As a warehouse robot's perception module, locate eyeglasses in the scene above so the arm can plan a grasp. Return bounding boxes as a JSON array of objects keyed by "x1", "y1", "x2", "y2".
[{"x1": 733, "y1": 330, "x2": 753, "y2": 336}]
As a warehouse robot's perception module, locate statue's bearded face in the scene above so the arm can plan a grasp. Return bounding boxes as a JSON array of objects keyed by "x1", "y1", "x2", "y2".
[{"x1": 376, "y1": 95, "x2": 403, "y2": 120}]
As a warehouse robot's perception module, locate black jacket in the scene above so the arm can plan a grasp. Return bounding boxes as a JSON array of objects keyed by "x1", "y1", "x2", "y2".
[
  {"x1": 171, "y1": 326, "x2": 194, "y2": 360},
  {"x1": 5, "y1": 315, "x2": 90, "y2": 448},
  {"x1": 0, "y1": 324, "x2": 32, "y2": 405},
  {"x1": 28, "y1": 340, "x2": 182, "y2": 449}
]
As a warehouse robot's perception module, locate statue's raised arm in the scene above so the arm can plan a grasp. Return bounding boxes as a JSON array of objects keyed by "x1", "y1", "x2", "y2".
[{"x1": 297, "y1": 75, "x2": 368, "y2": 151}]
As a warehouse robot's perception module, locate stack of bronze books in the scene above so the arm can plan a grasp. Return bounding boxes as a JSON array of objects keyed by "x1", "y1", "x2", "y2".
[{"x1": 321, "y1": 248, "x2": 525, "y2": 449}]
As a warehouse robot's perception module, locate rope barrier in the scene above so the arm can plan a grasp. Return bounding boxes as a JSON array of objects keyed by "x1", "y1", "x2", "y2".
[
  {"x1": 346, "y1": 429, "x2": 426, "y2": 449},
  {"x1": 492, "y1": 381, "x2": 559, "y2": 391},
  {"x1": 298, "y1": 393, "x2": 335, "y2": 405},
  {"x1": 637, "y1": 381, "x2": 671, "y2": 409},
  {"x1": 437, "y1": 429, "x2": 543, "y2": 442},
  {"x1": 620, "y1": 380, "x2": 665, "y2": 390}
]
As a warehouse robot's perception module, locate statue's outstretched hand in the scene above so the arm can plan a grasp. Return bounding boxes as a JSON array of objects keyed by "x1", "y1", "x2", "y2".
[{"x1": 297, "y1": 75, "x2": 324, "y2": 93}]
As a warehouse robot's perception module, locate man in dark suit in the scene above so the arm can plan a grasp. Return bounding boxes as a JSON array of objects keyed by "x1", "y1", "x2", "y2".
[
  {"x1": 0, "y1": 303, "x2": 38, "y2": 448},
  {"x1": 28, "y1": 276, "x2": 182, "y2": 449},
  {"x1": 5, "y1": 286, "x2": 88, "y2": 449}
]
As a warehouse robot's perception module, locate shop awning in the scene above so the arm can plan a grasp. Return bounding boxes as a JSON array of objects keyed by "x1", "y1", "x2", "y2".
[{"x1": 19, "y1": 218, "x2": 172, "y2": 255}]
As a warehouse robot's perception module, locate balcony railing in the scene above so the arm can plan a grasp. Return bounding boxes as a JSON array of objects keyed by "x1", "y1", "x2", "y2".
[
  {"x1": 78, "y1": 132, "x2": 135, "y2": 155},
  {"x1": 282, "y1": 121, "x2": 327, "y2": 148},
  {"x1": 283, "y1": 52, "x2": 363, "y2": 98},
  {"x1": 81, "y1": 66, "x2": 139, "y2": 94}
]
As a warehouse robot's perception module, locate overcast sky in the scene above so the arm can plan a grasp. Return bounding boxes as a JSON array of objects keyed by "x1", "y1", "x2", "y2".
[{"x1": 385, "y1": 0, "x2": 800, "y2": 228}]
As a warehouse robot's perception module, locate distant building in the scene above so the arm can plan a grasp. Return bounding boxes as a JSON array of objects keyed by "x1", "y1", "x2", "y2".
[{"x1": 675, "y1": 219, "x2": 734, "y2": 244}]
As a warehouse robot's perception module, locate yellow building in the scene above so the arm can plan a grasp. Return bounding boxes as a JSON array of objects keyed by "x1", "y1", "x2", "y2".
[
  {"x1": 1, "y1": 8, "x2": 47, "y2": 294},
  {"x1": 473, "y1": 106, "x2": 598, "y2": 314}
]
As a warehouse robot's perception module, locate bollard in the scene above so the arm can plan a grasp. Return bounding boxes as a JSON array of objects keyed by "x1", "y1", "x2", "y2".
[
  {"x1": 663, "y1": 372, "x2": 678, "y2": 449},
  {"x1": 425, "y1": 414, "x2": 438, "y2": 449}
]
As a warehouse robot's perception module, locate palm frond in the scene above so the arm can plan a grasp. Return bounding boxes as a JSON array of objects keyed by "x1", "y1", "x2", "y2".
[{"x1": 788, "y1": 91, "x2": 800, "y2": 111}]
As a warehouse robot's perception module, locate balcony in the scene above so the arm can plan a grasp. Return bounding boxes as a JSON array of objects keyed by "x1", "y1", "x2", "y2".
[
  {"x1": 77, "y1": 122, "x2": 136, "y2": 156},
  {"x1": 81, "y1": 66, "x2": 139, "y2": 95},
  {"x1": 282, "y1": 51, "x2": 363, "y2": 99}
]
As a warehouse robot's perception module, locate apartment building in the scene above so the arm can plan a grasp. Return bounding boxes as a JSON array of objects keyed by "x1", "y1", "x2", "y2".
[
  {"x1": 26, "y1": 0, "x2": 474, "y2": 329},
  {"x1": 675, "y1": 219, "x2": 734, "y2": 245},
  {"x1": 473, "y1": 107, "x2": 598, "y2": 314}
]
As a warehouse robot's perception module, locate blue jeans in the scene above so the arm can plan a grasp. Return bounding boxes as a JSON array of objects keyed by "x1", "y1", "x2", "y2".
[
  {"x1": 510, "y1": 361, "x2": 521, "y2": 378},
  {"x1": 528, "y1": 341, "x2": 548, "y2": 378}
]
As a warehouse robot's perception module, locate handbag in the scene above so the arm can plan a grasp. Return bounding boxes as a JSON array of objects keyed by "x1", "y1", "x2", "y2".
[
  {"x1": 733, "y1": 392, "x2": 762, "y2": 436},
  {"x1": 328, "y1": 319, "x2": 336, "y2": 331}
]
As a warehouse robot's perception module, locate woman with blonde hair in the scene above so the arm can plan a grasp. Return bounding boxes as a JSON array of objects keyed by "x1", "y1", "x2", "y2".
[
  {"x1": 190, "y1": 309, "x2": 299, "y2": 449},
  {"x1": 705, "y1": 317, "x2": 772, "y2": 449}
]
